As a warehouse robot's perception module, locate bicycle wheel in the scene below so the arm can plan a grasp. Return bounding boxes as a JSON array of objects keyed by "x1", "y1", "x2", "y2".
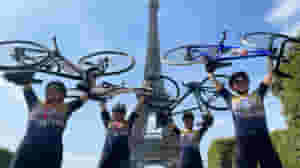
[
  {"x1": 198, "y1": 74, "x2": 230, "y2": 111},
  {"x1": 78, "y1": 50, "x2": 135, "y2": 77},
  {"x1": 162, "y1": 44, "x2": 222, "y2": 66},
  {"x1": 241, "y1": 32, "x2": 300, "y2": 50},
  {"x1": 145, "y1": 75, "x2": 180, "y2": 109},
  {"x1": 0, "y1": 40, "x2": 50, "y2": 71},
  {"x1": 241, "y1": 32, "x2": 300, "y2": 78}
]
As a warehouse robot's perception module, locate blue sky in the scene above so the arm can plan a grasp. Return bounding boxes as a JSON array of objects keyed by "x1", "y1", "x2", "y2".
[{"x1": 0, "y1": 0, "x2": 299, "y2": 168}]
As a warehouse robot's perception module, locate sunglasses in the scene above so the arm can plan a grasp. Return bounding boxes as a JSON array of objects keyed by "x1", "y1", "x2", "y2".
[{"x1": 234, "y1": 76, "x2": 248, "y2": 83}]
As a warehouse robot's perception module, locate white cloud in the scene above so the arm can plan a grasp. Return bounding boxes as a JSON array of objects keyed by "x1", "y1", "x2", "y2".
[{"x1": 265, "y1": 0, "x2": 300, "y2": 23}]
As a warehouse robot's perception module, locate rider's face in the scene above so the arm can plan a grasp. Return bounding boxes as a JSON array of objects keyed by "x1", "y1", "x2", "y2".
[
  {"x1": 232, "y1": 78, "x2": 249, "y2": 93},
  {"x1": 112, "y1": 112, "x2": 125, "y2": 121},
  {"x1": 183, "y1": 118, "x2": 194, "y2": 129},
  {"x1": 46, "y1": 88, "x2": 65, "y2": 104}
]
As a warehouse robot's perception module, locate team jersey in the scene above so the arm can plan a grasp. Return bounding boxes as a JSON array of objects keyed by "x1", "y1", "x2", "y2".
[
  {"x1": 98, "y1": 103, "x2": 141, "y2": 168},
  {"x1": 171, "y1": 126, "x2": 208, "y2": 168},
  {"x1": 9, "y1": 86, "x2": 85, "y2": 168},
  {"x1": 218, "y1": 83, "x2": 269, "y2": 136},
  {"x1": 23, "y1": 86, "x2": 84, "y2": 129}
]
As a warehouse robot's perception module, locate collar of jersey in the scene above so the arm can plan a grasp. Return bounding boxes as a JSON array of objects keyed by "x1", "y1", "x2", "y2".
[
  {"x1": 43, "y1": 101, "x2": 65, "y2": 109},
  {"x1": 109, "y1": 120, "x2": 128, "y2": 128},
  {"x1": 239, "y1": 92, "x2": 249, "y2": 98}
]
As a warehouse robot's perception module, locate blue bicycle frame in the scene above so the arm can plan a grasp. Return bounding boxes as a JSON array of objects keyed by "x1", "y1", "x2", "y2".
[{"x1": 190, "y1": 44, "x2": 272, "y2": 62}]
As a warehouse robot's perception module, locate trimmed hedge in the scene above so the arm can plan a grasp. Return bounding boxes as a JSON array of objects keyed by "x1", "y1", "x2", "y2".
[{"x1": 207, "y1": 129, "x2": 300, "y2": 168}]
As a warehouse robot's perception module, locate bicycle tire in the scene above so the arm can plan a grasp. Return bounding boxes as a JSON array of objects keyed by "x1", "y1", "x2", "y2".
[
  {"x1": 241, "y1": 32, "x2": 300, "y2": 49},
  {"x1": 242, "y1": 32, "x2": 299, "y2": 79},
  {"x1": 145, "y1": 75, "x2": 180, "y2": 109},
  {"x1": 0, "y1": 40, "x2": 50, "y2": 71},
  {"x1": 198, "y1": 74, "x2": 230, "y2": 111},
  {"x1": 78, "y1": 50, "x2": 136, "y2": 77}
]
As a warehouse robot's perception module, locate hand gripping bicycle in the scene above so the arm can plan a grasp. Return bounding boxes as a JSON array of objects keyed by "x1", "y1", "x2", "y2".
[{"x1": 67, "y1": 79, "x2": 153, "y2": 102}]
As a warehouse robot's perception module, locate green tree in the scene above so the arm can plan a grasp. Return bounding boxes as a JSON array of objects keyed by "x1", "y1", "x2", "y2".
[
  {"x1": 272, "y1": 31, "x2": 300, "y2": 128},
  {"x1": 207, "y1": 29, "x2": 300, "y2": 168},
  {"x1": 0, "y1": 147, "x2": 14, "y2": 168}
]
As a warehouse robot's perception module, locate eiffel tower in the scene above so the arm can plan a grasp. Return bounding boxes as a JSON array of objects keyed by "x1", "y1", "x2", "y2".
[{"x1": 130, "y1": 0, "x2": 180, "y2": 168}]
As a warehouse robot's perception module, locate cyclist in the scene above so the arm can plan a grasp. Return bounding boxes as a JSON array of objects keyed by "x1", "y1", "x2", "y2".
[
  {"x1": 97, "y1": 81, "x2": 151, "y2": 168},
  {"x1": 205, "y1": 62, "x2": 283, "y2": 168},
  {"x1": 168, "y1": 111, "x2": 214, "y2": 168},
  {"x1": 4, "y1": 71, "x2": 90, "y2": 168}
]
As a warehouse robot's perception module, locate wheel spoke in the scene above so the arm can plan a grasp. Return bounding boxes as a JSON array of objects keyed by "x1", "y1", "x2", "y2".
[{"x1": 78, "y1": 50, "x2": 135, "y2": 77}]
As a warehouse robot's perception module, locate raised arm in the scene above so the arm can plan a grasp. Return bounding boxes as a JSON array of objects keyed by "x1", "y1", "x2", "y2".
[
  {"x1": 65, "y1": 95, "x2": 88, "y2": 119},
  {"x1": 3, "y1": 71, "x2": 39, "y2": 112},
  {"x1": 205, "y1": 61, "x2": 233, "y2": 104},
  {"x1": 99, "y1": 101, "x2": 111, "y2": 128},
  {"x1": 128, "y1": 95, "x2": 146, "y2": 127},
  {"x1": 193, "y1": 113, "x2": 214, "y2": 142},
  {"x1": 255, "y1": 71, "x2": 272, "y2": 101},
  {"x1": 207, "y1": 73, "x2": 232, "y2": 105},
  {"x1": 208, "y1": 73, "x2": 225, "y2": 91},
  {"x1": 23, "y1": 83, "x2": 39, "y2": 112}
]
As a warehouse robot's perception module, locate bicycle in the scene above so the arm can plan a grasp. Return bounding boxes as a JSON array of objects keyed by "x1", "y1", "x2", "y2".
[
  {"x1": 0, "y1": 37, "x2": 151, "y2": 100},
  {"x1": 161, "y1": 31, "x2": 300, "y2": 79},
  {"x1": 67, "y1": 80, "x2": 153, "y2": 101},
  {"x1": 145, "y1": 74, "x2": 230, "y2": 113}
]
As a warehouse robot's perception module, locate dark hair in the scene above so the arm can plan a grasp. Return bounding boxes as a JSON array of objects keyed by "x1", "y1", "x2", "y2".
[
  {"x1": 46, "y1": 81, "x2": 67, "y2": 96},
  {"x1": 229, "y1": 71, "x2": 249, "y2": 89},
  {"x1": 182, "y1": 112, "x2": 194, "y2": 121},
  {"x1": 112, "y1": 102, "x2": 127, "y2": 113}
]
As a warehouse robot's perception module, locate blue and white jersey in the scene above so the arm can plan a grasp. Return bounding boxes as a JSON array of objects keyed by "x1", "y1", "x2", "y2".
[{"x1": 218, "y1": 83, "x2": 269, "y2": 136}]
